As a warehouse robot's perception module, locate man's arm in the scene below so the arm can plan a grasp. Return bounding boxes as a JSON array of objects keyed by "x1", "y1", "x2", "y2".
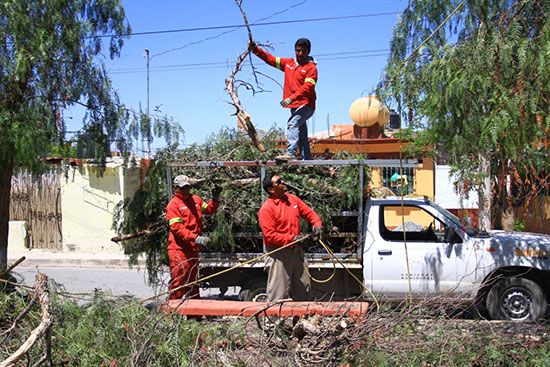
[
  {"x1": 201, "y1": 197, "x2": 219, "y2": 216},
  {"x1": 253, "y1": 46, "x2": 286, "y2": 71},
  {"x1": 296, "y1": 196, "x2": 323, "y2": 228}
]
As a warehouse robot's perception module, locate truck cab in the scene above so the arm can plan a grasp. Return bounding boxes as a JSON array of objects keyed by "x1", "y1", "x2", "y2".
[{"x1": 362, "y1": 197, "x2": 550, "y2": 320}]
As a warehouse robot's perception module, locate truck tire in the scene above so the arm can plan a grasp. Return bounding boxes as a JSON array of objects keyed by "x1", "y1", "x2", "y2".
[
  {"x1": 238, "y1": 278, "x2": 267, "y2": 302},
  {"x1": 486, "y1": 277, "x2": 546, "y2": 321}
]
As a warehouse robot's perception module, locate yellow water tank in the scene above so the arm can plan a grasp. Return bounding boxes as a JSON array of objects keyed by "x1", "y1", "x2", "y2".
[{"x1": 349, "y1": 96, "x2": 390, "y2": 127}]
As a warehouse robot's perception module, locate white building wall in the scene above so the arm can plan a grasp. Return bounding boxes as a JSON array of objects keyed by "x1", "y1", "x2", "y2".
[
  {"x1": 435, "y1": 165, "x2": 478, "y2": 209},
  {"x1": 61, "y1": 161, "x2": 140, "y2": 254},
  {"x1": 8, "y1": 221, "x2": 27, "y2": 252}
]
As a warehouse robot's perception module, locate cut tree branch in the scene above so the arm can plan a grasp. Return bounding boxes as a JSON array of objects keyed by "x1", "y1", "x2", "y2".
[
  {"x1": 225, "y1": 0, "x2": 266, "y2": 152},
  {"x1": 0, "y1": 274, "x2": 53, "y2": 367}
]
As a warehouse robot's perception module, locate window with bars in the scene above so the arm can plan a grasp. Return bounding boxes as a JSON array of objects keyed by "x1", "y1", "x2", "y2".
[{"x1": 381, "y1": 166, "x2": 415, "y2": 195}]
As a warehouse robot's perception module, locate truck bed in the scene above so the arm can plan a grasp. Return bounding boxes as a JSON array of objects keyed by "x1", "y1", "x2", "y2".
[{"x1": 199, "y1": 252, "x2": 362, "y2": 269}]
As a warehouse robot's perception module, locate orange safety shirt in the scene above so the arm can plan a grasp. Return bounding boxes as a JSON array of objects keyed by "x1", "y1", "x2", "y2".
[
  {"x1": 253, "y1": 46, "x2": 317, "y2": 110},
  {"x1": 258, "y1": 192, "x2": 322, "y2": 248},
  {"x1": 166, "y1": 192, "x2": 219, "y2": 253}
]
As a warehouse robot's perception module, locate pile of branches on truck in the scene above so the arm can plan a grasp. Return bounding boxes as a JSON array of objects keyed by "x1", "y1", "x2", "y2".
[{"x1": 112, "y1": 127, "x2": 370, "y2": 282}]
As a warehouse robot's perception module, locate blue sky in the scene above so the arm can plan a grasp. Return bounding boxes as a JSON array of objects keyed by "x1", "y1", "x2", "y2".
[{"x1": 66, "y1": 0, "x2": 408, "y2": 154}]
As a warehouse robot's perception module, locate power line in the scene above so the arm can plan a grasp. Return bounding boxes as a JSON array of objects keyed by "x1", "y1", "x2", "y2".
[
  {"x1": 108, "y1": 50, "x2": 390, "y2": 75},
  {"x1": 96, "y1": 12, "x2": 402, "y2": 38}
]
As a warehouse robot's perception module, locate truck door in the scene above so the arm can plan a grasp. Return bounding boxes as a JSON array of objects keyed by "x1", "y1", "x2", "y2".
[{"x1": 371, "y1": 204, "x2": 471, "y2": 299}]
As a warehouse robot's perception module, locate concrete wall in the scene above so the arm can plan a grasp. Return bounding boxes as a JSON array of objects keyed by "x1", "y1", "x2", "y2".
[
  {"x1": 8, "y1": 221, "x2": 28, "y2": 252},
  {"x1": 61, "y1": 162, "x2": 140, "y2": 254}
]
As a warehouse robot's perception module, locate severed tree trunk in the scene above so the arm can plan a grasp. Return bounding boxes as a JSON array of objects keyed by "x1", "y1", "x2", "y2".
[
  {"x1": 0, "y1": 158, "x2": 14, "y2": 272},
  {"x1": 478, "y1": 153, "x2": 492, "y2": 232},
  {"x1": 496, "y1": 204, "x2": 516, "y2": 231}
]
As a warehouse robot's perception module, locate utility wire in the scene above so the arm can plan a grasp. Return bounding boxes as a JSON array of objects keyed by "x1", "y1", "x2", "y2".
[
  {"x1": 151, "y1": 0, "x2": 309, "y2": 59},
  {"x1": 109, "y1": 49, "x2": 390, "y2": 75},
  {"x1": 95, "y1": 11, "x2": 402, "y2": 38}
]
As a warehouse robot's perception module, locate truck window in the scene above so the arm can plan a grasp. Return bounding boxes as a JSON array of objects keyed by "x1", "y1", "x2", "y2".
[{"x1": 379, "y1": 205, "x2": 446, "y2": 242}]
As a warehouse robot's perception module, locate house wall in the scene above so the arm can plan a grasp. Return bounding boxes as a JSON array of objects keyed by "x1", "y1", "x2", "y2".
[
  {"x1": 370, "y1": 158, "x2": 434, "y2": 198},
  {"x1": 434, "y1": 165, "x2": 478, "y2": 209},
  {"x1": 60, "y1": 163, "x2": 140, "y2": 254},
  {"x1": 8, "y1": 221, "x2": 28, "y2": 252}
]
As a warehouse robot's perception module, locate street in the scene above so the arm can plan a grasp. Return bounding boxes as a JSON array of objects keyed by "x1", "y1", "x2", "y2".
[{"x1": 13, "y1": 266, "x2": 238, "y2": 303}]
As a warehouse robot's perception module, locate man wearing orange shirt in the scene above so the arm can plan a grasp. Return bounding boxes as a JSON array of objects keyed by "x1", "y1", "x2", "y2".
[
  {"x1": 250, "y1": 38, "x2": 317, "y2": 160},
  {"x1": 258, "y1": 173, "x2": 324, "y2": 301},
  {"x1": 165, "y1": 175, "x2": 221, "y2": 300}
]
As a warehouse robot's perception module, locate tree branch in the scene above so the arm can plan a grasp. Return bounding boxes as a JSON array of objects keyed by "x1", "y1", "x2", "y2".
[
  {"x1": 0, "y1": 274, "x2": 53, "y2": 367},
  {"x1": 225, "y1": 0, "x2": 266, "y2": 152}
]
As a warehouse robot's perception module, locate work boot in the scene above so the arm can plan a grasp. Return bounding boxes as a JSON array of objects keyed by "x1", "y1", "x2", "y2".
[{"x1": 274, "y1": 153, "x2": 296, "y2": 161}]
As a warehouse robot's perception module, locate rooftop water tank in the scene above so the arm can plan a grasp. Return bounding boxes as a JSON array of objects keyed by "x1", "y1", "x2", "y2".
[{"x1": 349, "y1": 96, "x2": 390, "y2": 128}]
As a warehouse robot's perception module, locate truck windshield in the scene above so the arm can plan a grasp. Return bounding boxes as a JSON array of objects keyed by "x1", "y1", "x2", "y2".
[{"x1": 429, "y1": 201, "x2": 476, "y2": 236}]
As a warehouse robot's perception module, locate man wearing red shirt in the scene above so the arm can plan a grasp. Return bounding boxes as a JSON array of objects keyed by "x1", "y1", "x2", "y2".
[
  {"x1": 258, "y1": 173, "x2": 324, "y2": 301},
  {"x1": 250, "y1": 38, "x2": 317, "y2": 160},
  {"x1": 165, "y1": 175, "x2": 221, "y2": 300}
]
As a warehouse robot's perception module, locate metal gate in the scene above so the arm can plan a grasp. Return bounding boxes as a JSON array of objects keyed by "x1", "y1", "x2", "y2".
[{"x1": 9, "y1": 169, "x2": 63, "y2": 250}]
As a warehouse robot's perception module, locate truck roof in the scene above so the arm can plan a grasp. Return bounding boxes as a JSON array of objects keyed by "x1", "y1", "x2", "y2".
[{"x1": 369, "y1": 196, "x2": 431, "y2": 204}]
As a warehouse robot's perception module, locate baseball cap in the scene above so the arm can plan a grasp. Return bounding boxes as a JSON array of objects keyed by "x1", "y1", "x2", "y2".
[{"x1": 173, "y1": 175, "x2": 191, "y2": 187}]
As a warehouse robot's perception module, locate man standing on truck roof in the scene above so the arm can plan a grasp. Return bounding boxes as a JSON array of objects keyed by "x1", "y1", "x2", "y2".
[
  {"x1": 165, "y1": 175, "x2": 222, "y2": 300},
  {"x1": 249, "y1": 38, "x2": 317, "y2": 161},
  {"x1": 258, "y1": 173, "x2": 324, "y2": 301}
]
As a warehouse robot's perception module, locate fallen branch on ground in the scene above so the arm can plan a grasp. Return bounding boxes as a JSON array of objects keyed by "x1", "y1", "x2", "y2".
[{"x1": 0, "y1": 274, "x2": 53, "y2": 367}]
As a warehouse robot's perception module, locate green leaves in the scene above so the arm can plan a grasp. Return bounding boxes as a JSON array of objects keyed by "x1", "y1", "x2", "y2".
[
  {"x1": 380, "y1": 0, "x2": 550, "y2": 227},
  {"x1": 0, "y1": 0, "x2": 131, "y2": 172}
]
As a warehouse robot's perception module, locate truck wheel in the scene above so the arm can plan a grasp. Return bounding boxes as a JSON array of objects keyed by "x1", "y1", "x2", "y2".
[
  {"x1": 238, "y1": 278, "x2": 267, "y2": 302},
  {"x1": 486, "y1": 277, "x2": 546, "y2": 321}
]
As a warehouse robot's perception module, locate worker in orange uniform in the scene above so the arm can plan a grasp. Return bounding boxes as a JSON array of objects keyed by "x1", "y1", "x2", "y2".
[
  {"x1": 165, "y1": 175, "x2": 221, "y2": 300},
  {"x1": 249, "y1": 38, "x2": 317, "y2": 160},
  {"x1": 258, "y1": 173, "x2": 324, "y2": 302}
]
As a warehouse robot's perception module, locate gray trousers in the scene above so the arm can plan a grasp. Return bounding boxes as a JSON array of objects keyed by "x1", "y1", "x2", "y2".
[{"x1": 265, "y1": 246, "x2": 310, "y2": 302}]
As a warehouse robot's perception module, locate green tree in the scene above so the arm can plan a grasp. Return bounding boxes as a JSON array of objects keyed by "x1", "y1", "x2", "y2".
[
  {"x1": 0, "y1": 1, "x2": 182, "y2": 271},
  {"x1": 380, "y1": 0, "x2": 550, "y2": 230}
]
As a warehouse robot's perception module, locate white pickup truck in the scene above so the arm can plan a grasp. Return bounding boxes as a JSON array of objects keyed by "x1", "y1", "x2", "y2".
[
  {"x1": 201, "y1": 196, "x2": 550, "y2": 321},
  {"x1": 362, "y1": 197, "x2": 550, "y2": 321}
]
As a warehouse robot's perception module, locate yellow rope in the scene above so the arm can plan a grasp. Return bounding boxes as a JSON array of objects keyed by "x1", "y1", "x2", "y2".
[
  {"x1": 135, "y1": 235, "x2": 380, "y2": 313},
  {"x1": 302, "y1": 246, "x2": 337, "y2": 284},
  {"x1": 135, "y1": 235, "x2": 312, "y2": 305},
  {"x1": 316, "y1": 239, "x2": 380, "y2": 312},
  {"x1": 396, "y1": 0, "x2": 466, "y2": 310}
]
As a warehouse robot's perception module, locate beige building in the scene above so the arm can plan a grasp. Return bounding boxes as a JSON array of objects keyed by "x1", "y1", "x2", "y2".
[{"x1": 8, "y1": 158, "x2": 140, "y2": 255}]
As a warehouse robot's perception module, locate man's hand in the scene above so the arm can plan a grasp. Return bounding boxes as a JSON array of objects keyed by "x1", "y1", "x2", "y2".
[
  {"x1": 211, "y1": 184, "x2": 222, "y2": 201},
  {"x1": 313, "y1": 226, "x2": 325, "y2": 242},
  {"x1": 280, "y1": 98, "x2": 292, "y2": 107},
  {"x1": 195, "y1": 236, "x2": 211, "y2": 247},
  {"x1": 293, "y1": 234, "x2": 307, "y2": 242},
  {"x1": 248, "y1": 39, "x2": 256, "y2": 51}
]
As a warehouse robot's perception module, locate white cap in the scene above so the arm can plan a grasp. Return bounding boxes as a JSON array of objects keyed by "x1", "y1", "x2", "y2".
[{"x1": 174, "y1": 175, "x2": 191, "y2": 187}]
